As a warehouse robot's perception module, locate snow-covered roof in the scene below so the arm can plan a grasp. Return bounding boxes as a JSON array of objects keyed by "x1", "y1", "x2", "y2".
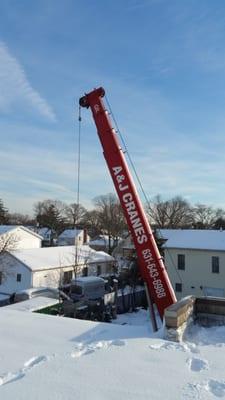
[
  {"x1": 6, "y1": 296, "x2": 59, "y2": 312},
  {"x1": 158, "y1": 229, "x2": 225, "y2": 251},
  {"x1": 0, "y1": 225, "x2": 16, "y2": 235},
  {"x1": 89, "y1": 235, "x2": 114, "y2": 246},
  {"x1": 72, "y1": 276, "x2": 105, "y2": 284},
  {"x1": 0, "y1": 294, "x2": 10, "y2": 301},
  {"x1": 0, "y1": 305, "x2": 225, "y2": 399},
  {"x1": 58, "y1": 229, "x2": 83, "y2": 239},
  {"x1": 37, "y1": 227, "x2": 52, "y2": 237},
  {"x1": 9, "y1": 245, "x2": 114, "y2": 271},
  {"x1": 0, "y1": 225, "x2": 42, "y2": 240}
]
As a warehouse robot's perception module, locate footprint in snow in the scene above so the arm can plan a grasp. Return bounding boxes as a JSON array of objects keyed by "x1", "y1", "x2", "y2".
[
  {"x1": 110, "y1": 339, "x2": 125, "y2": 347},
  {"x1": 149, "y1": 342, "x2": 187, "y2": 352},
  {"x1": 185, "y1": 342, "x2": 200, "y2": 354},
  {"x1": 149, "y1": 341, "x2": 200, "y2": 354},
  {"x1": 183, "y1": 379, "x2": 225, "y2": 399},
  {"x1": 0, "y1": 354, "x2": 49, "y2": 387},
  {"x1": 182, "y1": 382, "x2": 202, "y2": 400},
  {"x1": 206, "y1": 379, "x2": 225, "y2": 398},
  {"x1": 23, "y1": 355, "x2": 48, "y2": 370},
  {"x1": 186, "y1": 357, "x2": 209, "y2": 372},
  {"x1": 71, "y1": 348, "x2": 95, "y2": 358},
  {"x1": 0, "y1": 371, "x2": 25, "y2": 386},
  {"x1": 94, "y1": 340, "x2": 125, "y2": 349},
  {"x1": 71, "y1": 339, "x2": 125, "y2": 358}
]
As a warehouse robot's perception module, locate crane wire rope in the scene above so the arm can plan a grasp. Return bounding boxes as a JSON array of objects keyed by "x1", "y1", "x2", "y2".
[
  {"x1": 74, "y1": 105, "x2": 82, "y2": 270},
  {"x1": 105, "y1": 94, "x2": 183, "y2": 285},
  {"x1": 77, "y1": 105, "x2": 81, "y2": 208}
]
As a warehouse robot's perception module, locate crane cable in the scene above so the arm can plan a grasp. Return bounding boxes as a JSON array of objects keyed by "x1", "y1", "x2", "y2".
[
  {"x1": 74, "y1": 105, "x2": 82, "y2": 268},
  {"x1": 105, "y1": 95, "x2": 183, "y2": 285},
  {"x1": 77, "y1": 105, "x2": 81, "y2": 208}
]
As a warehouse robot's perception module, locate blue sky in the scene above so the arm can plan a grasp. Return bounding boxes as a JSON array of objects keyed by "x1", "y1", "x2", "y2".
[{"x1": 1, "y1": 0, "x2": 225, "y2": 214}]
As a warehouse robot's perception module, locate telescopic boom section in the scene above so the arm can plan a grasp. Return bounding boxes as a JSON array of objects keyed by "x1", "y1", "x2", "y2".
[{"x1": 79, "y1": 87, "x2": 177, "y2": 319}]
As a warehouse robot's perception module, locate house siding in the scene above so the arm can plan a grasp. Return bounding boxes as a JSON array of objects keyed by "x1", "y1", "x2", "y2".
[
  {"x1": 57, "y1": 230, "x2": 89, "y2": 247},
  {"x1": 0, "y1": 245, "x2": 115, "y2": 294},
  {"x1": 33, "y1": 266, "x2": 75, "y2": 288},
  {"x1": 14, "y1": 229, "x2": 42, "y2": 249},
  {"x1": 0, "y1": 254, "x2": 32, "y2": 294},
  {"x1": 165, "y1": 248, "x2": 225, "y2": 300},
  {"x1": 1, "y1": 228, "x2": 42, "y2": 250}
]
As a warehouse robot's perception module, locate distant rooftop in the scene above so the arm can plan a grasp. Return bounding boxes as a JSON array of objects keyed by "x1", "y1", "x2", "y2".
[
  {"x1": 89, "y1": 235, "x2": 117, "y2": 246},
  {"x1": 0, "y1": 225, "x2": 17, "y2": 235},
  {"x1": 0, "y1": 225, "x2": 42, "y2": 239},
  {"x1": 158, "y1": 229, "x2": 225, "y2": 251},
  {"x1": 58, "y1": 229, "x2": 83, "y2": 239}
]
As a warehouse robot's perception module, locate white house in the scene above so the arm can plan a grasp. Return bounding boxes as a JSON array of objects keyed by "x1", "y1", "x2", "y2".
[
  {"x1": 37, "y1": 227, "x2": 55, "y2": 246},
  {"x1": 0, "y1": 245, "x2": 115, "y2": 295},
  {"x1": 89, "y1": 235, "x2": 120, "y2": 252},
  {"x1": 0, "y1": 225, "x2": 42, "y2": 250},
  {"x1": 57, "y1": 229, "x2": 89, "y2": 246},
  {"x1": 158, "y1": 229, "x2": 225, "y2": 300},
  {"x1": 112, "y1": 235, "x2": 135, "y2": 258}
]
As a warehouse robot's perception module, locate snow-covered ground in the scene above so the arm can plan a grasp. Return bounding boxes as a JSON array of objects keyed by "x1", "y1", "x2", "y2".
[{"x1": 0, "y1": 304, "x2": 225, "y2": 399}]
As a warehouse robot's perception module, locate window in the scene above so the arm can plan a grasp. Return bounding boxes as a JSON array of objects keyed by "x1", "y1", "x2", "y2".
[
  {"x1": 63, "y1": 270, "x2": 73, "y2": 284},
  {"x1": 212, "y1": 256, "x2": 219, "y2": 273},
  {"x1": 82, "y1": 267, "x2": 88, "y2": 277},
  {"x1": 177, "y1": 254, "x2": 185, "y2": 270},
  {"x1": 71, "y1": 285, "x2": 83, "y2": 295},
  {"x1": 97, "y1": 265, "x2": 101, "y2": 276},
  {"x1": 175, "y1": 283, "x2": 182, "y2": 292},
  {"x1": 0, "y1": 271, "x2": 2, "y2": 285},
  {"x1": 16, "y1": 274, "x2": 22, "y2": 282}
]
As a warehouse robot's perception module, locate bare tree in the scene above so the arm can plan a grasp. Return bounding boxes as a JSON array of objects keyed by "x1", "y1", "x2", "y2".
[
  {"x1": 0, "y1": 233, "x2": 18, "y2": 253},
  {"x1": 0, "y1": 232, "x2": 18, "y2": 286},
  {"x1": 213, "y1": 216, "x2": 225, "y2": 230},
  {"x1": 83, "y1": 209, "x2": 102, "y2": 238},
  {"x1": 192, "y1": 204, "x2": 225, "y2": 229},
  {"x1": 146, "y1": 195, "x2": 193, "y2": 228},
  {"x1": 65, "y1": 203, "x2": 87, "y2": 228},
  {"x1": 33, "y1": 199, "x2": 67, "y2": 233},
  {"x1": 8, "y1": 212, "x2": 35, "y2": 226},
  {"x1": 0, "y1": 199, "x2": 9, "y2": 224},
  {"x1": 93, "y1": 193, "x2": 126, "y2": 252}
]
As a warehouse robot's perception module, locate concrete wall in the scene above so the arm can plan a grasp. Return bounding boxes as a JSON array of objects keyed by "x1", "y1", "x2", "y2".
[{"x1": 164, "y1": 248, "x2": 225, "y2": 300}]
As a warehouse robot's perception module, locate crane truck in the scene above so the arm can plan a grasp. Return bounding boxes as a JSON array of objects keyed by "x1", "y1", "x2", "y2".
[{"x1": 79, "y1": 87, "x2": 177, "y2": 320}]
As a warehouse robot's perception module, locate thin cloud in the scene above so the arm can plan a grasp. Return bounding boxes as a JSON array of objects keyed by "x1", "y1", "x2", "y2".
[
  {"x1": 0, "y1": 41, "x2": 56, "y2": 121},
  {"x1": 128, "y1": 0, "x2": 163, "y2": 10}
]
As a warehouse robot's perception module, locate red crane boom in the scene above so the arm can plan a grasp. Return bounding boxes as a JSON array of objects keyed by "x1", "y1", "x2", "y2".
[{"x1": 79, "y1": 87, "x2": 177, "y2": 319}]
